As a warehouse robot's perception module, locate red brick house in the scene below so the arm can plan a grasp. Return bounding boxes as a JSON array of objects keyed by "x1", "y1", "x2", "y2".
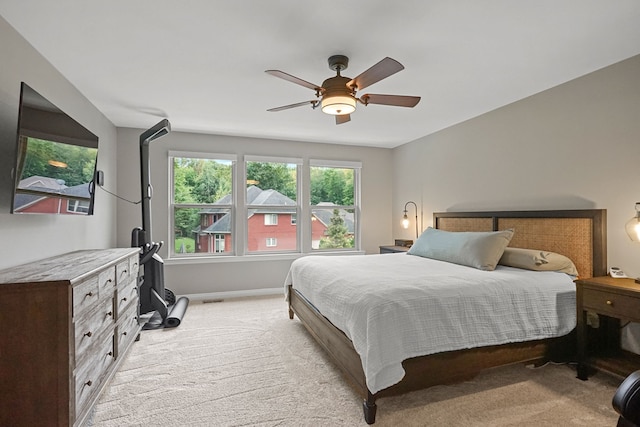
[
  {"x1": 12, "y1": 176, "x2": 92, "y2": 214},
  {"x1": 194, "y1": 186, "x2": 353, "y2": 253}
]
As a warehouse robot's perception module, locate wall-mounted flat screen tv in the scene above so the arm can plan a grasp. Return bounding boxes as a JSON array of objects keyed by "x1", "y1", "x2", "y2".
[{"x1": 11, "y1": 83, "x2": 99, "y2": 215}]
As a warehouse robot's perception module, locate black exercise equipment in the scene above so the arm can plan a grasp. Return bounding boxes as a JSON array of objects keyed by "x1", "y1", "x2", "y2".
[
  {"x1": 613, "y1": 370, "x2": 640, "y2": 427},
  {"x1": 132, "y1": 119, "x2": 189, "y2": 329}
]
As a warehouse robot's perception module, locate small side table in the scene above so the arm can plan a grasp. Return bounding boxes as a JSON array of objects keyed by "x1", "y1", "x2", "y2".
[
  {"x1": 576, "y1": 276, "x2": 640, "y2": 380},
  {"x1": 379, "y1": 245, "x2": 410, "y2": 254}
]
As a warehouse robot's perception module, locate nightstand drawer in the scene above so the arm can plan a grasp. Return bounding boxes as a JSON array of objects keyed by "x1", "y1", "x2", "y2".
[{"x1": 582, "y1": 288, "x2": 640, "y2": 320}]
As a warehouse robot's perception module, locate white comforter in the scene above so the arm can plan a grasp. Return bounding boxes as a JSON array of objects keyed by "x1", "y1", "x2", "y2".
[{"x1": 284, "y1": 253, "x2": 576, "y2": 394}]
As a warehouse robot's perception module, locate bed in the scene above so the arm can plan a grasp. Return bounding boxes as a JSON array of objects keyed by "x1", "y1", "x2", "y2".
[{"x1": 285, "y1": 209, "x2": 607, "y2": 424}]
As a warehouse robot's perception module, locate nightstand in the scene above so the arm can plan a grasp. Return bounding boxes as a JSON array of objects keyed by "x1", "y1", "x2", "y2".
[
  {"x1": 379, "y1": 245, "x2": 410, "y2": 254},
  {"x1": 576, "y1": 276, "x2": 640, "y2": 380}
]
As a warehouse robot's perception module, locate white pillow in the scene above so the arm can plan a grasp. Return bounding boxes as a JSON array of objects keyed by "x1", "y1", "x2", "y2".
[{"x1": 407, "y1": 227, "x2": 514, "y2": 271}]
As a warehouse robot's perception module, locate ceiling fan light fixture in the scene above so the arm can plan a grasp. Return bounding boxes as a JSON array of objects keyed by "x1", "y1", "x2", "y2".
[{"x1": 321, "y1": 94, "x2": 356, "y2": 115}]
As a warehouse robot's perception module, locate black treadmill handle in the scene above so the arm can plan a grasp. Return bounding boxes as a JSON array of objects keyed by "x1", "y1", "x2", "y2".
[{"x1": 140, "y1": 242, "x2": 161, "y2": 265}]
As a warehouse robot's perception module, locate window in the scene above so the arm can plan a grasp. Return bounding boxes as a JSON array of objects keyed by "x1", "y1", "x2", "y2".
[
  {"x1": 168, "y1": 152, "x2": 360, "y2": 258},
  {"x1": 67, "y1": 199, "x2": 90, "y2": 213},
  {"x1": 170, "y1": 152, "x2": 235, "y2": 256},
  {"x1": 214, "y1": 234, "x2": 225, "y2": 253},
  {"x1": 245, "y1": 156, "x2": 300, "y2": 253},
  {"x1": 310, "y1": 160, "x2": 360, "y2": 251}
]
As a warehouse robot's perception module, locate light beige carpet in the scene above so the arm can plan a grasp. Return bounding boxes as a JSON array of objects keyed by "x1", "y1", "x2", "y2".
[{"x1": 90, "y1": 295, "x2": 621, "y2": 426}]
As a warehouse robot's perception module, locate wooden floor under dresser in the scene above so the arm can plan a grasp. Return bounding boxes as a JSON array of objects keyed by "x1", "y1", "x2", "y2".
[{"x1": 0, "y1": 248, "x2": 142, "y2": 427}]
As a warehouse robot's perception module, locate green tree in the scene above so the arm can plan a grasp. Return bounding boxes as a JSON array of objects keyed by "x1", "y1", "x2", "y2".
[
  {"x1": 173, "y1": 160, "x2": 199, "y2": 237},
  {"x1": 246, "y1": 162, "x2": 296, "y2": 199},
  {"x1": 172, "y1": 158, "x2": 232, "y2": 237},
  {"x1": 319, "y1": 209, "x2": 352, "y2": 249},
  {"x1": 190, "y1": 159, "x2": 232, "y2": 203},
  {"x1": 310, "y1": 167, "x2": 353, "y2": 205},
  {"x1": 21, "y1": 138, "x2": 97, "y2": 187}
]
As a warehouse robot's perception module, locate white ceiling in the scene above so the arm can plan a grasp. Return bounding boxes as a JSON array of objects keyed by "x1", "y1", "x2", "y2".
[{"x1": 2, "y1": 1, "x2": 640, "y2": 148}]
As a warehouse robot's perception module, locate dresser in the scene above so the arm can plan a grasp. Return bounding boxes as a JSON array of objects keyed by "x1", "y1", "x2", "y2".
[{"x1": 0, "y1": 248, "x2": 141, "y2": 427}]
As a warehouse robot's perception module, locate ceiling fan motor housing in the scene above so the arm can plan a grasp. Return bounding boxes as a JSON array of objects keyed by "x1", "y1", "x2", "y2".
[{"x1": 320, "y1": 75, "x2": 356, "y2": 115}]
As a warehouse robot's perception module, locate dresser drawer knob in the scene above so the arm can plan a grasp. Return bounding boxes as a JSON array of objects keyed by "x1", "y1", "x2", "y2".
[
  {"x1": 85, "y1": 291, "x2": 93, "y2": 297},
  {"x1": 121, "y1": 297, "x2": 127, "y2": 302},
  {"x1": 606, "y1": 300, "x2": 613, "y2": 306},
  {"x1": 108, "y1": 351, "x2": 113, "y2": 356},
  {"x1": 84, "y1": 331, "x2": 92, "y2": 338},
  {"x1": 123, "y1": 331, "x2": 128, "y2": 336},
  {"x1": 85, "y1": 380, "x2": 93, "y2": 387},
  {"x1": 107, "y1": 311, "x2": 113, "y2": 317}
]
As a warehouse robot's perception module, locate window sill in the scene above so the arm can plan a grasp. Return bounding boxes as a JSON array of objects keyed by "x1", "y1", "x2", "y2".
[{"x1": 164, "y1": 250, "x2": 366, "y2": 265}]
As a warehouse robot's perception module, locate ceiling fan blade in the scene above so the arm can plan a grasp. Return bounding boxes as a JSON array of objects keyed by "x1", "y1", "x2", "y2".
[
  {"x1": 335, "y1": 114, "x2": 351, "y2": 125},
  {"x1": 348, "y1": 57, "x2": 404, "y2": 91},
  {"x1": 361, "y1": 94, "x2": 421, "y2": 108},
  {"x1": 267, "y1": 100, "x2": 318, "y2": 112},
  {"x1": 265, "y1": 70, "x2": 321, "y2": 91}
]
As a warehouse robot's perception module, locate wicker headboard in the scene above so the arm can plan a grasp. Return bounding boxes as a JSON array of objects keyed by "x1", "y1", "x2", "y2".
[{"x1": 434, "y1": 210, "x2": 607, "y2": 279}]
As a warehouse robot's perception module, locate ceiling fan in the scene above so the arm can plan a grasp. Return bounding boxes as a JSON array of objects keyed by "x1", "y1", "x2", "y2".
[{"x1": 265, "y1": 55, "x2": 421, "y2": 125}]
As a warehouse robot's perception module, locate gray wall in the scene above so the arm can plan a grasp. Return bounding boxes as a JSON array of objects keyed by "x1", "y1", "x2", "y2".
[
  {"x1": 0, "y1": 16, "x2": 118, "y2": 269},
  {"x1": 4, "y1": 4, "x2": 638, "y2": 305},
  {"x1": 392, "y1": 54, "x2": 640, "y2": 279},
  {"x1": 115, "y1": 128, "x2": 393, "y2": 296}
]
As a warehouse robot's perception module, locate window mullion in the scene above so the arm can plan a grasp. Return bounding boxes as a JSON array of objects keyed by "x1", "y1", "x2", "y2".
[
  {"x1": 300, "y1": 158, "x2": 310, "y2": 252},
  {"x1": 236, "y1": 157, "x2": 245, "y2": 256}
]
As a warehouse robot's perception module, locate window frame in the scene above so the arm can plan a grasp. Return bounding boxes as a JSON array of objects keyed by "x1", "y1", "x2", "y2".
[
  {"x1": 264, "y1": 213, "x2": 278, "y2": 226},
  {"x1": 266, "y1": 237, "x2": 277, "y2": 247},
  {"x1": 244, "y1": 155, "x2": 302, "y2": 255},
  {"x1": 169, "y1": 151, "x2": 237, "y2": 258},
  {"x1": 167, "y1": 152, "x2": 361, "y2": 260},
  {"x1": 67, "y1": 198, "x2": 90, "y2": 213},
  {"x1": 308, "y1": 159, "x2": 361, "y2": 252}
]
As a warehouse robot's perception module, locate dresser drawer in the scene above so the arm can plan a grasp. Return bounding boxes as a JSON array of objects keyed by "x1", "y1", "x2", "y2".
[
  {"x1": 75, "y1": 334, "x2": 114, "y2": 415},
  {"x1": 98, "y1": 267, "x2": 116, "y2": 295},
  {"x1": 116, "y1": 278, "x2": 138, "y2": 317},
  {"x1": 73, "y1": 275, "x2": 100, "y2": 317},
  {"x1": 116, "y1": 259, "x2": 132, "y2": 286},
  {"x1": 582, "y1": 288, "x2": 640, "y2": 320},
  {"x1": 117, "y1": 308, "x2": 140, "y2": 357},
  {"x1": 129, "y1": 254, "x2": 140, "y2": 279},
  {"x1": 75, "y1": 297, "x2": 115, "y2": 357}
]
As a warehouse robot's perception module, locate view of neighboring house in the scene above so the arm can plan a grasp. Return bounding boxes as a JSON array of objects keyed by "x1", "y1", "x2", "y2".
[
  {"x1": 12, "y1": 175, "x2": 92, "y2": 214},
  {"x1": 193, "y1": 185, "x2": 354, "y2": 253}
]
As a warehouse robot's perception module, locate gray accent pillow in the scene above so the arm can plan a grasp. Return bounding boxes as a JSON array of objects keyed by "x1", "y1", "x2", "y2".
[
  {"x1": 498, "y1": 247, "x2": 579, "y2": 277},
  {"x1": 407, "y1": 227, "x2": 514, "y2": 271}
]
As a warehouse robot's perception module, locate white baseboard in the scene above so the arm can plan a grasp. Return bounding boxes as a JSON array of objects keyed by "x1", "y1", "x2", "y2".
[{"x1": 181, "y1": 287, "x2": 283, "y2": 303}]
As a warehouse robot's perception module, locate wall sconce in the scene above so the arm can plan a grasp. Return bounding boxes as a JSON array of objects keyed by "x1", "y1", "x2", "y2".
[
  {"x1": 625, "y1": 202, "x2": 640, "y2": 242},
  {"x1": 402, "y1": 201, "x2": 419, "y2": 239},
  {"x1": 625, "y1": 202, "x2": 640, "y2": 284}
]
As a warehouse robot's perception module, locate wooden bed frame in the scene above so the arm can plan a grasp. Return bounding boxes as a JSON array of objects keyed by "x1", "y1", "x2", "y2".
[{"x1": 287, "y1": 209, "x2": 607, "y2": 424}]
